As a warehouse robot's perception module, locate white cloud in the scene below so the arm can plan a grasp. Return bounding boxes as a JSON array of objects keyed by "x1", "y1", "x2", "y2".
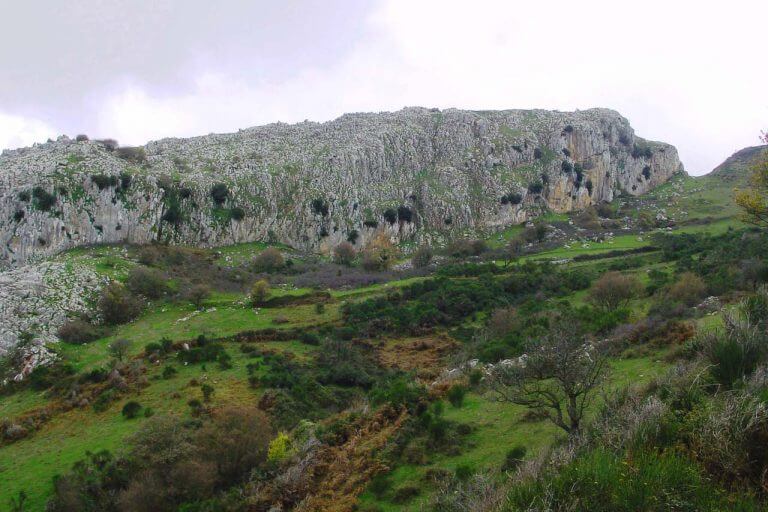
[{"x1": 0, "y1": 112, "x2": 58, "y2": 152}]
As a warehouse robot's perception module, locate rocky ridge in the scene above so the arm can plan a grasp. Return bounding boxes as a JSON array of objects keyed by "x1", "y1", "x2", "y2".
[{"x1": 0, "y1": 107, "x2": 683, "y2": 268}]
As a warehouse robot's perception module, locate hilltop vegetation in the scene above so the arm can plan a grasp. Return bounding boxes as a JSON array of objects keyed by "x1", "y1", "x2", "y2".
[{"x1": 1, "y1": 145, "x2": 767, "y2": 511}]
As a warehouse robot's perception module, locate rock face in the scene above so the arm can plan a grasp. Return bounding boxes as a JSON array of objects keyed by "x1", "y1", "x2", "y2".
[
  {"x1": 0, "y1": 107, "x2": 683, "y2": 267},
  {"x1": 0, "y1": 261, "x2": 105, "y2": 379}
]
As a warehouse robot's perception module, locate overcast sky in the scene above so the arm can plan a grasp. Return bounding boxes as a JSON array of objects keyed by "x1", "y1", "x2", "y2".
[{"x1": 1, "y1": 0, "x2": 766, "y2": 175}]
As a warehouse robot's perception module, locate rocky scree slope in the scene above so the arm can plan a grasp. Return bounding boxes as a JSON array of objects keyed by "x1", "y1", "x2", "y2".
[{"x1": 0, "y1": 107, "x2": 683, "y2": 268}]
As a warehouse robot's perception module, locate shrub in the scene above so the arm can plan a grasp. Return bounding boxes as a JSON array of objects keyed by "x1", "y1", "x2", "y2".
[
  {"x1": 13, "y1": 209, "x2": 24, "y2": 222},
  {"x1": 501, "y1": 192, "x2": 523, "y2": 205},
  {"x1": 201, "y1": 384, "x2": 214, "y2": 402},
  {"x1": 631, "y1": 143, "x2": 653, "y2": 159},
  {"x1": 412, "y1": 245, "x2": 433, "y2": 268},
  {"x1": 115, "y1": 146, "x2": 148, "y2": 164},
  {"x1": 57, "y1": 319, "x2": 102, "y2": 344},
  {"x1": 162, "y1": 366, "x2": 177, "y2": 379},
  {"x1": 126, "y1": 266, "x2": 168, "y2": 299},
  {"x1": 31, "y1": 186, "x2": 56, "y2": 211},
  {"x1": 446, "y1": 384, "x2": 467, "y2": 408},
  {"x1": 75, "y1": 134, "x2": 89, "y2": 141},
  {"x1": 562, "y1": 160, "x2": 573, "y2": 173},
  {"x1": 250, "y1": 279, "x2": 270, "y2": 306},
  {"x1": 587, "y1": 271, "x2": 642, "y2": 311},
  {"x1": 311, "y1": 198, "x2": 329, "y2": 216},
  {"x1": 119, "y1": 172, "x2": 133, "y2": 190},
  {"x1": 253, "y1": 248, "x2": 284, "y2": 272},
  {"x1": 333, "y1": 242, "x2": 356, "y2": 266},
  {"x1": 502, "y1": 445, "x2": 527, "y2": 471},
  {"x1": 91, "y1": 173, "x2": 118, "y2": 190},
  {"x1": 383, "y1": 208, "x2": 398, "y2": 224},
  {"x1": 667, "y1": 272, "x2": 707, "y2": 306},
  {"x1": 347, "y1": 229, "x2": 359, "y2": 244},
  {"x1": 210, "y1": 183, "x2": 229, "y2": 205},
  {"x1": 361, "y1": 232, "x2": 399, "y2": 271},
  {"x1": 701, "y1": 328, "x2": 764, "y2": 388},
  {"x1": 17, "y1": 190, "x2": 30, "y2": 202},
  {"x1": 230, "y1": 207, "x2": 245, "y2": 221},
  {"x1": 122, "y1": 401, "x2": 142, "y2": 419},
  {"x1": 397, "y1": 206, "x2": 413, "y2": 223},
  {"x1": 523, "y1": 223, "x2": 549, "y2": 243},
  {"x1": 98, "y1": 283, "x2": 143, "y2": 325},
  {"x1": 364, "y1": 219, "x2": 379, "y2": 228},
  {"x1": 527, "y1": 181, "x2": 543, "y2": 194},
  {"x1": 96, "y1": 138, "x2": 119, "y2": 150},
  {"x1": 267, "y1": 431, "x2": 291, "y2": 463}
]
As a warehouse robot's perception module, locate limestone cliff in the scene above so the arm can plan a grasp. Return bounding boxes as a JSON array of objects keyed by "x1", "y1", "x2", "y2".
[{"x1": 0, "y1": 107, "x2": 683, "y2": 267}]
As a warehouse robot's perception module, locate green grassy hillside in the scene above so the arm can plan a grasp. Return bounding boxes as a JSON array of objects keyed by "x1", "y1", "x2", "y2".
[{"x1": 2, "y1": 151, "x2": 767, "y2": 512}]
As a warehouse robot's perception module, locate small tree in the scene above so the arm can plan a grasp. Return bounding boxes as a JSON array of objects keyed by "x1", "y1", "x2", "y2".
[
  {"x1": 487, "y1": 326, "x2": 607, "y2": 434},
  {"x1": 333, "y1": 242, "x2": 356, "y2": 266},
  {"x1": 500, "y1": 237, "x2": 525, "y2": 267},
  {"x1": 122, "y1": 401, "x2": 142, "y2": 419},
  {"x1": 253, "y1": 248, "x2": 284, "y2": 272},
  {"x1": 250, "y1": 279, "x2": 270, "y2": 306},
  {"x1": 411, "y1": 245, "x2": 433, "y2": 268},
  {"x1": 187, "y1": 284, "x2": 211, "y2": 310},
  {"x1": 587, "y1": 271, "x2": 642, "y2": 311},
  {"x1": 108, "y1": 338, "x2": 133, "y2": 362}
]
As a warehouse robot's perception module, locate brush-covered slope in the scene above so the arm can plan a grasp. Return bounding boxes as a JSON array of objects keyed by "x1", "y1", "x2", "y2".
[{"x1": 0, "y1": 107, "x2": 683, "y2": 267}]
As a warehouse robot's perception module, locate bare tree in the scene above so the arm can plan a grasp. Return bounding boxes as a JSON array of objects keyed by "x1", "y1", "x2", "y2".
[
  {"x1": 486, "y1": 327, "x2": 607, "y2": 434},
  {"x1": 496, "y1": 236, "x2": 525, "y2": 268},
  {"x1": 108, "y1": 338, "x2": 133, "y2": 362},
  {"x1": 587, "y1": 271, "x2": 642, "y2": 311}
]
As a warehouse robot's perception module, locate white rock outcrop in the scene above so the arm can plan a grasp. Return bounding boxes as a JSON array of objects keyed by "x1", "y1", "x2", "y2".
[{"x1": 0, "y1": 107, "x2": 683, "y2": 268}]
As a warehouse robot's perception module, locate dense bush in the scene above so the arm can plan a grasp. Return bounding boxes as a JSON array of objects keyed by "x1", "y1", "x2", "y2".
[
  {"x1": 98, "y1": 283, "x2": 143, "y2": 325},
  {"x1": 31, "y1": 186, "x2": 56, "y2": 211},
  {"x1": 587, "y1": 271, "x2": 642, "y2": 311},
  {"x1": 333, "y1": 242, "x2": 356, "y2": 266},
  {"x1": 121, "y1": 401, "x2": 142, "y2": 419},
  {"x1": 311, "y1": 198, "x2": 330, "y2": 216},
  {"x1": 91, "y1": 173, "x2": 118, "y2": 190},
  {"x1": 383, "y1": 208, "x2": 398, "y2": 224},
  {"x1": 253, "y1": 248, "x2": 284, "y2": 272},
  {"x1": 115, "y1": 146, "x2": 147, "y2": 164},
  {"x1": 49, "y1": 408, "x2": 272, "y2": 511},
  {"x1": 666, "y1": 271, "x2": 707, "y2": 306},
  {"x1": 126, "y1": 266, "x2": 168, "y2": 299},
  {"x1": 210, "y1": 183, "x2": 229, "y2": 205},
  {"x1": 500, "y1": 192, "x2": 523, "y2": 205},
  {"x1": 527, "y1": 181, "x2": 543, "y2": 194},
  {"x1": 57, "y1": 319, "x2": 104, "y2": 344},
  {"x1": 250, "y1": 279, "x2": 270, "y2": 305}
]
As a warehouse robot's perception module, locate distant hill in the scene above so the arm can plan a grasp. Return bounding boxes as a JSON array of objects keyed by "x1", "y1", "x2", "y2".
[{"x1": 710, "y1": 144, "x2": 767, "y2": 183}]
